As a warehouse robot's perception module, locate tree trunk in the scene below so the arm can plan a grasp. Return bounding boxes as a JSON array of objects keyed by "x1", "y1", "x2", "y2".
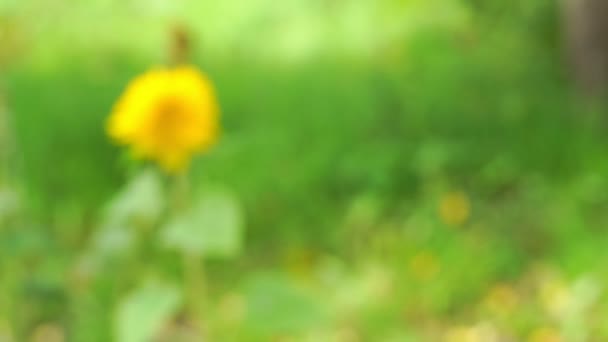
[{"x1": 563, "y1": 0, "x2": 608, "y2": 94}]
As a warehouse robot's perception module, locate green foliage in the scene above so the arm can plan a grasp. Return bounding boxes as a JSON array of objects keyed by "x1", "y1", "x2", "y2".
[
  {"x1": 242, "y1": 273, "x2": 326, "y2": 338},
  {"x1": 161, "y1": 189, "x2": 244, "y2": 258},
  {"x1": 105, "y1": 168, "x2": 165, "y2": 229},
  {"x1": 115, "y1": 279, "x2": 181, "y2": 342}
]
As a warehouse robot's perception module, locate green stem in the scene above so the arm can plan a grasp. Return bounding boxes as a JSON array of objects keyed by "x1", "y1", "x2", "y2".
[
  {"x1": 169, "y1": 170, "x2": 208, "y2": 333},
  {"x1": 183, "y1": 253, "x2": 207, "y2": 321},
  {"x1": 170, "y1": 171, "x2": 190, "y2": 212}
]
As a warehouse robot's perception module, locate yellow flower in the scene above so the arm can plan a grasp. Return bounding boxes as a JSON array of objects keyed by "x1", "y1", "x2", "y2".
[
  {"x1": 107, "y1": 66, "x2": 219, "y2": 172},
  {"x1": 528, "y1": 327, "x2": 561, "y2": 342}
]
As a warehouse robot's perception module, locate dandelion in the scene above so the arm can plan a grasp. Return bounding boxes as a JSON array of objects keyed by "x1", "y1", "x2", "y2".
[{"x1": 107, "y1": 66, "x2": 219, "y2": 172}]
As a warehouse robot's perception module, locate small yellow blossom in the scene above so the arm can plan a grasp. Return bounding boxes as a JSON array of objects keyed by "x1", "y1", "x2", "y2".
[
  {"x1": 539, "y1": 279, "x2": 571, "y2": 318},
  {"x1": 107, "y1": 66, "x2": 219, "y2": 172},
  {"x1": 439, "y1": 191, "x2": 471, "y2": 226},
  {"x1": 444, "y1": 323, "x2": 499, "y2": 342},
  {"x1": 528, "y1": 327, "x2": 561, "y2": 342}
]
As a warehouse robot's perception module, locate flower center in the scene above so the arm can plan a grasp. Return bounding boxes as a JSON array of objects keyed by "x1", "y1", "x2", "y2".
[{"x1": 152, "y1": 98, "x2": 187, "y2": 144}]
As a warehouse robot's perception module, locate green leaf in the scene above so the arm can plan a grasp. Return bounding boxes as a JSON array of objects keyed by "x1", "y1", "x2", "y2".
[
  {"x1": 0, "y1": 187, "x2": 19, "y2": 224},
  {"x1": 115, "y1": 278, "x2": 181, "y2": 342},
  {"x1": 243, "y1": 273, "x2": 326, "y2": 337},
  {"x1": 161, "y1": 189, "x2": 244, "y2": 258},
  {"x1": 104, "y1": 168, "x2": 165, "y2": 228}
]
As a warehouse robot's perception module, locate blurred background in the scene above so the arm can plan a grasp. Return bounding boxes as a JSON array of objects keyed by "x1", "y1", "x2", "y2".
[{"x1": 2, "y1": 0, "x2": 608, "y2": 341}]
